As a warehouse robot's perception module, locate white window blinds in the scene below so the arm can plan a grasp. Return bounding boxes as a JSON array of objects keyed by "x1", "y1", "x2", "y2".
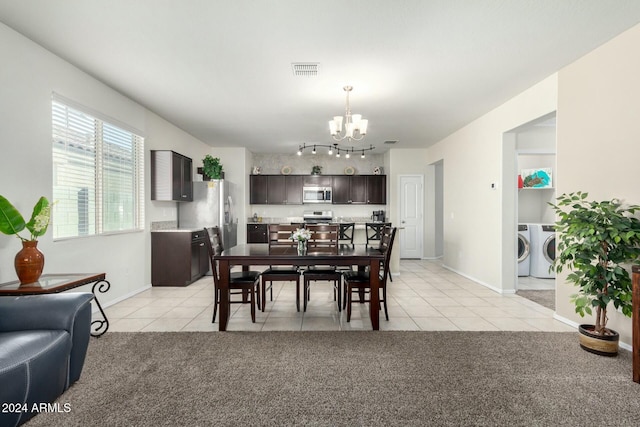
[{"x1": 52, "y1": 96, "x2": 144, "y2": 239}]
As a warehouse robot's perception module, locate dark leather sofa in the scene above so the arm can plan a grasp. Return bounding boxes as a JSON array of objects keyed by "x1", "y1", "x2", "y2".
[{"x1": 0, "y1": 292, "x2": 94, "y2": 427}]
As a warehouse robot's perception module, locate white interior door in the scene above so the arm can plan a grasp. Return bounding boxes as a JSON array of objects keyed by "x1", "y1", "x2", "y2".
[{"x1": 399, "y1": 175, "x2": 424, "y2": 259}]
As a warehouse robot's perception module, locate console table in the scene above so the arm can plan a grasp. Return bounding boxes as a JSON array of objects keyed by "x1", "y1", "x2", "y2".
[
  {"x1": 633, "y1": 265, "x2": 639, "y2": 383},
  {"x1": 0, "y1": 273, "x2": 110, "y2": 337}
]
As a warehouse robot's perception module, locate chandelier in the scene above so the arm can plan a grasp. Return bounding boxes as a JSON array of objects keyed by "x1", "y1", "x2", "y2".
[
  {"x1": 297, "y1": 143, "x2": 375, "y2": 159},
  {"x1": 329, "y1": 86, "x2": 368, "y2": 142}
]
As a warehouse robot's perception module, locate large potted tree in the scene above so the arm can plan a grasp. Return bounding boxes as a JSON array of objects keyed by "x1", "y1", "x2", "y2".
[{"x1": 550, "y1": 191, "x2": 640, "y2": 356}]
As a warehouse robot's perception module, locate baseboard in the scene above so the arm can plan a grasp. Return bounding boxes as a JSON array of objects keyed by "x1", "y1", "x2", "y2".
[
  {"x1": 441, "y1": 264, "x2": 516, "y2": 295},
  {"x1": 91, "y1": 284, "x2": 151, "y2": 313}
]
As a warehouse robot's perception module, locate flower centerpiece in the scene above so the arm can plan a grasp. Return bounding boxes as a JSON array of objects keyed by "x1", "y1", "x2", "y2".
[
  {"x1": 291, "y1": 227, "x2": 312, "y2": 256},
  {"x1": 0, "y1": 195, "x2": 52, "y2": 284}
]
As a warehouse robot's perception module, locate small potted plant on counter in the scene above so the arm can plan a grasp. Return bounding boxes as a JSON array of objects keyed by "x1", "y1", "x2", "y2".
[
  {"x1": 550, "y1": 191, "x2": 640, "y2": 356},
  {"x1": 200, "y1": 155, "x2": 224, "y2": 180}
]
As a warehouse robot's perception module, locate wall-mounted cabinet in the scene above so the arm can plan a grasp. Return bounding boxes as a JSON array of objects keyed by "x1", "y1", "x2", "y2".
[
  {"x1": 366, "y1": 175, "x2": 386, "y2": 205},
  {"x1": 332, "y1": 175, "x2": 386, "y2": 205},
  {"x1": 303, "y1": 175, "x2": 332, "y2": 187},
  {"x1": 249, "y1": 175, "x2": 302, "y2": 205},
  {"x1": 151, "y1": 150, "x2": 193, "y2": 202},
  {"x1": 249, "y1": 174, "x2": 386, "y2": 205}
]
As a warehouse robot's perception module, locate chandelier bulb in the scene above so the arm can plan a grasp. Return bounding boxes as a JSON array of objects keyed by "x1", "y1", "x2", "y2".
[{"x1": 329, "y1": 86, "x2": 366, "y2": 142}]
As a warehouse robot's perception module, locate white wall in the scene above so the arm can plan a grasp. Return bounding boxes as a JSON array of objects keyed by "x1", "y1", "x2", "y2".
[
  {"x1": 388, "y1": 149, "x2": 429, "y2": 272},
  {"x1": 555, "y1": 22, "x2": 640, "y2": 344},
  {"x1": 425, "y1": 75, "x2": 558, "y2": 292},
  {"x1": 0, "y1": 22, "x2": 212, "y2": 304}
]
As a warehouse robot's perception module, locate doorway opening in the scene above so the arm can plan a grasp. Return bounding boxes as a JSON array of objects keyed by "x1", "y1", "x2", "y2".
[
  {"x1": 503, "y1": 112, "x2": 556, "y2": 307},
  {"x1": 421, "y1": 160, "x2": 443, "y2": 260}
]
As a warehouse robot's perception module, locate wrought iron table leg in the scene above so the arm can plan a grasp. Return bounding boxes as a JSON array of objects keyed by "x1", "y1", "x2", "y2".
[{"x1": 90, "y1": 279, "x2": 110, "y2": 337}]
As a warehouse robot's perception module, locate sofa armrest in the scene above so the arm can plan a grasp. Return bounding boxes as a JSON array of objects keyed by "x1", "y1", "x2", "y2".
[{"x1": 0, "y1": 292, "x2": 94, "y2": 333}]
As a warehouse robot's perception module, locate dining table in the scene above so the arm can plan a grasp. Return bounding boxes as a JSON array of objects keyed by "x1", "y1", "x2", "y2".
[{"x1": 214, "y1": 243, "x2": 385, "y2": 331}]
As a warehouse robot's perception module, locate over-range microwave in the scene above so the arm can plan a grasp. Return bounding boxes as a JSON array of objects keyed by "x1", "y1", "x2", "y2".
[{"x1": 303, "y1": 186, "x2": 332, "y2": 204}]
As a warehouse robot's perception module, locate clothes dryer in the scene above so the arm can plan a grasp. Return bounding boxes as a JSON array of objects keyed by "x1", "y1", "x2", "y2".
[
  {"x1": 529, "y1": 224, "x2": 556, "y2": 279},
  {"x1": 517, "y1": 224, "x2": 530, "y2": 276}
]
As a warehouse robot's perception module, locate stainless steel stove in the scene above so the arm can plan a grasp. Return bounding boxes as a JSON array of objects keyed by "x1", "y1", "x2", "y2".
[{"x1": 302, "y1": 210, "x2": 334, "y2": 224}]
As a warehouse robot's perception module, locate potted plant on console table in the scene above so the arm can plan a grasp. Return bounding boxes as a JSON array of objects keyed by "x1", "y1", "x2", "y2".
[
  {"x1": 0, "y1": 195, "x2": 52, "y2": 284},
  {"x1": 550, "y1": 191, "x2": 640, "y2": 356}
]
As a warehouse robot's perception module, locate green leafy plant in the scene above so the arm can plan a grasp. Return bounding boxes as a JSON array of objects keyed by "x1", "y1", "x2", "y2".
[
  {"x1": 311, "y1": 165, "x2": 322, "y2": 175},
  {"x1": 0, "y1": 196, "x2": 51, "y2": 242},
  {"x1": 202, "y1": 155, "x2": 223, "y2": 179},
  {"x1": 550, "y1": 191, "x2": 640, "y2": 335}
]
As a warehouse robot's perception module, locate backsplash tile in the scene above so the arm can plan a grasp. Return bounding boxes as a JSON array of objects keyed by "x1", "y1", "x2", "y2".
[{"x1": 151, "y1": 220, "x2": 178, "y2": 230}]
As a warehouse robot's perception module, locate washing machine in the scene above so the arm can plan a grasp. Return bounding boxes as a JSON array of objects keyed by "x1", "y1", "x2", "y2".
[
  {"x1": 529, "y1": 224, "x2": 556, "y2": 278},
  {"x1": 517, "y1": 224, "x2": 531, "y2": 276}
]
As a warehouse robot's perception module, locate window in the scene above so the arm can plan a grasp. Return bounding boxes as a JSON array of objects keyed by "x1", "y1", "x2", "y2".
[{"x1": 52, "y1": 95, "x2": 144, "y2": 239}]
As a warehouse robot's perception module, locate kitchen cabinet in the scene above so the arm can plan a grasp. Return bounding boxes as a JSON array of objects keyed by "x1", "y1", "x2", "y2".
[
  {"x1": 247, "y1": 223, "x2": 268, "y2": 243},
  {"x1": 152, "y1": 230, "x2": 208, "y2": 286},
  {"x1": 285, "y1": 175, "x2": 303, "y2": 204},
  {"x1": 366, "y1": 175, "x2": 386, "y2": 204},
  {"x1": 151, "y1": 150, "x2": 193, "y2": 202},
  {"x1": 332, "y1": 175, "x2": 386, "y2": 205},
  {"x1": 332, "y1": 175, "x2": 366, "y2": 204},
  {"x1": 250, "y1": 175, "x2": 269, "y2": 204},
  {"x1": 250, "y1": 174, "x2": 385, "y2": 205},
  {"x1": 249, "y1": 175, "x2": 302, "y2": 205},
  {"x1": 303, "y1": 175, "x2": 332, "y2": 187}
]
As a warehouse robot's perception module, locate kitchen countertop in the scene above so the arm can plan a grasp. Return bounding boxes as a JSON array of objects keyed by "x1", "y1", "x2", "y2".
[
  {"x1": 151, "y1": 228, "x2": 205, "y2": 233},
  {"x1": 247, "y1": 219, "x2": 388, "y2": 226}
]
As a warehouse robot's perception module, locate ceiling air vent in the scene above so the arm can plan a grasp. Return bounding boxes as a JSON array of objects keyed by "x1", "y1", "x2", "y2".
[
  {"x1": 384, "y1": 140, "x2": 398, "y2": 145},
  {"x1": 292, "y1": 63, "x2": 320, "y2": 77}
]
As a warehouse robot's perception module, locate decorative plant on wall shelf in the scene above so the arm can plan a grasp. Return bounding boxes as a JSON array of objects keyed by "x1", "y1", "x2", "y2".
[
  {"x1": 311, "y1": 165, "x2": 322, "y2": 175},
  {"x1": 550, "y1": 191, "x2": 640, "y2": 356},
  {"x1": 201, "y1": 155, "x2": 224, "y2": 180},
  {"x1": 0, "y1": 195, "x2": 52, "y2": 284}
]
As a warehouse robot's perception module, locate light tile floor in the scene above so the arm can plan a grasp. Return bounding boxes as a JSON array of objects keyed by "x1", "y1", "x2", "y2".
[
  {"x1": 105, "y1": 259, "x2": 574, "y2": 333},
  {"x1": 518, "y1": 275, "x2": 556, "y2": 290}
]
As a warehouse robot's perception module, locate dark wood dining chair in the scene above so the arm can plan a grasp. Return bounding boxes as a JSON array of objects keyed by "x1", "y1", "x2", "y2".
[
  {"x1": 204, "y1": 227, "x2": 260, "y2": 323},
  {"x1": 302, "y1": 224, "x2": 342, "y2": 312},
  {"x1": 343, "y1": 226, "x2": 397, "y2": 322},
  {"x1": 338, "y1": 222, "x2": 355, "y2": 245},
  {"x1": 365, "y1": 222, "x2": 393, "y2": 282},
  {"x1": 365, "y1": 222, "x2": 390, "y2": 247},
  {"x1": 261, "y1": 224, "x2": 302, "y2": 312}
]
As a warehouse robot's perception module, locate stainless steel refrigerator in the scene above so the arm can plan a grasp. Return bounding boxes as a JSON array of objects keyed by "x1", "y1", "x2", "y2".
[{"x1": 178, "y1": 180, "x2": 238, "y2": 251}]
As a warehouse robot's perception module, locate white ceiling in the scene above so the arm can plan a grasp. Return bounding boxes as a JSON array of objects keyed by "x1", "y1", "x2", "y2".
[{"x1": 1, "y1": 1, "x2": 640, "y2": 154}]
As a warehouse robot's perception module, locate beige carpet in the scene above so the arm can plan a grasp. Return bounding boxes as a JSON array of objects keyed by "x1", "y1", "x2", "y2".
[
  {"x1": 26, "y1": 331, "x2": 640, "y2": 426},
  {"x1": 516, "y1": 290, "x2": 555, "y2": 310}
]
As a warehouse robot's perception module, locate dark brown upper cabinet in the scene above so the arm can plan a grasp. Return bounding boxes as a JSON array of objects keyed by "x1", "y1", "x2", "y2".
[
  {"x1": 151, "y1": 150, "x2": 193, "y2": 202},
  {"x1": 250, "y1": 175, "x2": 302, "y2": 205}
]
